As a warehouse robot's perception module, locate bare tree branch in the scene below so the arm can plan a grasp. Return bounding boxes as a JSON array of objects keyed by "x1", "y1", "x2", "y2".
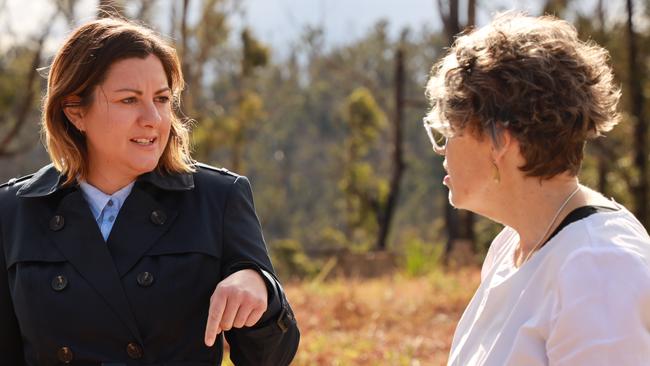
[
  {"x1": 0, "y1": 0, "x2": 17, "y2": 44},
  {"x1": 596, "y1": 0, "x2": 605, "y2": 31},
  {"x1": 468, "y1": 0, "x2": 476, "y2": 28},
  {"x1": 436, "y1": 0, "x2": 460, "y2": 45},
  {"x1": 0, "y1": 7, "x2": 61, "y2": 157},
  {"x1": 590, "y1": 139, "x2": 634, "y2": 189},
  {"x1": 180, "y1": 0, "x2": 193, "y2": 112},
  {"x1": 375, "y1": 46, "x2": 407, "y2": 251},
  {"x1": 169, "y1": 0, "x2": 177, "y2": 38},
  {"x1": 55, "y1": 0, "x2": 77, "y2": 25},
  {"x1": 136, "y1": 0, "x2": 155, "y2": 22},
  {"x1": 97, "y1": 0, "x2": 125, "y2": 18},
  {"x1": 626, "y1": 0, "x2": 648, "y2": 224}
]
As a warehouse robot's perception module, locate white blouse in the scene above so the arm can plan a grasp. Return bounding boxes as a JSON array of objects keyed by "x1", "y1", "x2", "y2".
[{"x1": 448, "y1": 206, "x2": 650, "y2": 366}]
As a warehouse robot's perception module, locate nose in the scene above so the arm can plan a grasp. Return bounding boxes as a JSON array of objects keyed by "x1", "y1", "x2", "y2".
[
  {"x1": 443, "y1": 159, "x2": 448, "y2": 172},
  {"x1": 139, "y1": 100, "x2": 162, "y2": 127}
]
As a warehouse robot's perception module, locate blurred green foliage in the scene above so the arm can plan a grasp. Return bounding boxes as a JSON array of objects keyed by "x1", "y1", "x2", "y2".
[
  {"x1": 402, "y1": 235, "x2": 445, "y2": 277},
  {"x1": 270, "y1": 239, "x2": 318, "y2": 280},
  {"x1": 1, "y1": 0, "x2": 649, "y2": 278}
]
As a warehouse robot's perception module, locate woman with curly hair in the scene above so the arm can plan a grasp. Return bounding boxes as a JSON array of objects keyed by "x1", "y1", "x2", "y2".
[{"x1": 424, "y1": 13, "x2": 650, "y2": 365}]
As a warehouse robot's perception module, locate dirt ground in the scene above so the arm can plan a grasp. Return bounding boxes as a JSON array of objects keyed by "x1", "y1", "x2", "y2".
[{"x1": 224, "y1": 268, "x2": 481, "y2": 365}]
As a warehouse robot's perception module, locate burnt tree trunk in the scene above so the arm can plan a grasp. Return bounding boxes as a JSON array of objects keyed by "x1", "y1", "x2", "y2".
[
  {"x1": 376, "y1": 47, "x2": 406, "y2": 251},
  {"x1": 437, "y1": 0, "x2": 479, "y2": 259},
  {"x1": 97, "y1": 0, "x2": 124, "y2": 18},
  {"x1": 626, "y1": 0, "x2": 648, "y2": 226},
  {"x1": 0, "y1": 7, "x2": 60, "y2": 157}
]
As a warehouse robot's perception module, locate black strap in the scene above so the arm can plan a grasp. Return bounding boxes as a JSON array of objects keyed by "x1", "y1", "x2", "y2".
[{"x1": 542, "y1": 205, "x2": 619, "y2": 247}]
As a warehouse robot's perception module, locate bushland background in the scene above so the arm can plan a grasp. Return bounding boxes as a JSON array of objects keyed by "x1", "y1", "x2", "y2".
[{"x1": 1, "y1": 0, "x2": 648, "y2": 364}]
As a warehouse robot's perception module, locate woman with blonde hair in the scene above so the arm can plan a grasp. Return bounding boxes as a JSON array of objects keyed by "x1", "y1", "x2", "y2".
[
  {"x1": 0, "y1": 17, "x2": 298, "y2": 365},
  {"x1": 424, "y1": 13, "x2": 650, "y2": 365}
]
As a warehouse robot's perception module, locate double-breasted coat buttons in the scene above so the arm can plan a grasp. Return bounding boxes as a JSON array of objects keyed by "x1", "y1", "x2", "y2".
[
  {"x1": 150, "y1": 210, "x2": 166, "y2": 226},
  {"x1": 137, "y1": 271, "x2": 154, "y2": 287},
  {"x1": 51, "y1": 275, "x2": 68, "y2": 291},
  {"x1": 49, "y1": 215, "x2": 65, "y2": 231},
  {"x1": 126, "y1": 342, "x2": 143, "y2": 359},
  {"x1": 57, "y1": 346, "x2": 74, "y2": 363}
]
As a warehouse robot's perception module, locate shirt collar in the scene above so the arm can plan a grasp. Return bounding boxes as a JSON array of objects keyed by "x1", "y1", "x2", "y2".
[
  {"x1": 78, "y1": 181, "x2": 134, "y2": 221},
  {"x1": 16, "y1": 164, "x2": 195, "y2": 198}
]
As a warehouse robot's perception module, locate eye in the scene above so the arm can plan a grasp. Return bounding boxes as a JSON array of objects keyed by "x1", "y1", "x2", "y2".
[
  {"x1": 155, "y1": 95, "x2": 170, "y2": 104},
  {"x1": 121, "y1": 97, "x2": 137, "y2": 104}
]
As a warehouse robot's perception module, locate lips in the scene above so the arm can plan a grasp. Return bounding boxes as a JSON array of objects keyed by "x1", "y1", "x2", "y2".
[{"x1": 130, "y1": 137, "x2": 156, "y2": 146}]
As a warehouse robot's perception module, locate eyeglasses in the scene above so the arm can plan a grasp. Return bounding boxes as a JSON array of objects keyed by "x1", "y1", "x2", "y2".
[
  {"x1": 422, "y1": 118, "x2": 448, "y2": 155},
  {"x1": 424, "y1": 116, "x2": 505, "y2": 155}
]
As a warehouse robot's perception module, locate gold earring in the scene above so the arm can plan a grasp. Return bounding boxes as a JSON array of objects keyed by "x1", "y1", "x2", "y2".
[{"x1": 492, "y1": 161, "x2": 500, "y2": 183}]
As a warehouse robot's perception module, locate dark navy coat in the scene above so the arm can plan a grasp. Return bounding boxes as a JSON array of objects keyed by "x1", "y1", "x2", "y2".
[{"x1": 0, "y1": 163, "x2": 299, "y2": 365}]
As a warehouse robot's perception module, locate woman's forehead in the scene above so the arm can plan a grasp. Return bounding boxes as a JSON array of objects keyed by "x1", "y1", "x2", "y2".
[{"x1": 102, "y1": 55, "x2": 168, "y2": 88}]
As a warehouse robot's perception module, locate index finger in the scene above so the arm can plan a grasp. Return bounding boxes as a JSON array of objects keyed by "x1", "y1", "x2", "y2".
[{"x1": 204, "y1": 288, "x2": 227, "y2": 347}]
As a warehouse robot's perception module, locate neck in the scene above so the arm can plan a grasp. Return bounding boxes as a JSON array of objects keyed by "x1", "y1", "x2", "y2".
[
  {"x1": 492, "y1": 176, "x2": 581, "y2": 254},
  {"x1": 84, "y1": 168, "x2": 136, "y2": 195}
]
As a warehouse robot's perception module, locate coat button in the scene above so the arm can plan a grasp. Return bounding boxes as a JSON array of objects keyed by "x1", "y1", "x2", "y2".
[
  {"x1": 49, "y1": 215, "x2": 65, "y2": 231},
  {"x1": 150, "y1": 210, "x2": 166, "y2": 226},
  {"x1": 136, "y1": 272, "x2": 154, "y2": 287},
  {"x1": 57, "y1": 346, "x2": 74, "y2": 363},
  {"x1": 51, "y1": 275, "x2": 68, "y2": 291},
  {"x1": 126, "y1": 342, "x2": 143, "y2": 359}
]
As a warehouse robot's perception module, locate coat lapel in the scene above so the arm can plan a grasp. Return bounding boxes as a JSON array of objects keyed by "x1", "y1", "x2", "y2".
[
  {"x1": 46, "y1": 190, "x2": 143, "y2": 343},
  {"x1": 106, "y1": 185, "x2": 178, "y2": 277}
]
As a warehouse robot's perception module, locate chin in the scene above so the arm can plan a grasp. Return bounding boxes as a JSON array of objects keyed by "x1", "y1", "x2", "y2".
[
  {"x1": 448, "y1": 190, "x2": 473, "y2": 211},
  {"x1": 129, "y1": 159, "x2": 161, "y2": 176},
  {"x1": 448, "y1": 191, "x2": 461, "y2": 208}
]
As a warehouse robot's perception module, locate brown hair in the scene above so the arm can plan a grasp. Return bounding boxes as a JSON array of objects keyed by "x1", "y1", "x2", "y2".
[
  {"x1": 43, "y1": 17, "x2": 194, "y2": 185},
  {"x1": 424, "y1": 12, "x2": 621, "y2": 179}
]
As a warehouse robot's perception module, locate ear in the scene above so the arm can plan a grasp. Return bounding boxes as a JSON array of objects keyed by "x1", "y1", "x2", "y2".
[
  {"x1": 62, "y1": 96, "x2": 86, "y2": 132},
  {"x1": 490, "y1": 129, "x2": 515, "y2": 164}
]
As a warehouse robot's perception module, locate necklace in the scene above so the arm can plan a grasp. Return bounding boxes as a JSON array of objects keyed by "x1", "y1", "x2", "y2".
[{"x1": 519, "y1": 185, "x2": 581, "y2": 265}]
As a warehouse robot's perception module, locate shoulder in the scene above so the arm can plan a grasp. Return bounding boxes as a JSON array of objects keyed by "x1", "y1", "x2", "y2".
[
  {"x1": 193, "y1": 162, "x2": 240, "y2": 182},
  {"x1": 0, "y1": 169, "x2": 42, "y2": 226},
  {"x1": 557, "y1": 209, "x2": 650, "y2": 264},
  {"x1": 191, "y1": 162, "x2": 251, "y2": 194},
  {"x1": 194, "y1": 162, "x2": 239, "y2": 178},
  {"x1": 189, "y1": 163, "x2": 258, "y2": 212},
  {"x1": 0, "y1": 172, "x2": 36, "y2": 204},
  {"x1": 0, "y1": 173, "x2": 35, "y2": 191},
  {"x1": 554, "y1": 210, "x2": 650, "y2": 294}
]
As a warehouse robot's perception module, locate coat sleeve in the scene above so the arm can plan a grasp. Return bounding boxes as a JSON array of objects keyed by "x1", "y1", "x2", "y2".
[
  {"x1": 220, "y1": 176, "x2": 299, "y2": 366},
  {"x1": 0, "y1": 219, "x2": 25, "y2": 364}
]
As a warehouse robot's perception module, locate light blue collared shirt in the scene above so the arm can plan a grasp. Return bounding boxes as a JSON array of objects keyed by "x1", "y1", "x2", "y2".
[{"x1": 79, "y1": 181, "x2": 135, "y2": 242}]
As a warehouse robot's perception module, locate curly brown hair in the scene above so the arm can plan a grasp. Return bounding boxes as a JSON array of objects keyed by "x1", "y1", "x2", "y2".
[{"x1": 423, "y1": 12, "x2": 621, "y2": 179}]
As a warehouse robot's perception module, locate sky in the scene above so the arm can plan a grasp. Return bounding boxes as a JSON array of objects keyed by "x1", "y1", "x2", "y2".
[
  {"x1": 0, "y1": 0, "x2": 622, "y2": 59},
  {"x1": 0, "y1": 0, "x2": 538, "y2": 55},
  {"x1": 239, "y1": 0, "x2": 443, "y2": 49}
]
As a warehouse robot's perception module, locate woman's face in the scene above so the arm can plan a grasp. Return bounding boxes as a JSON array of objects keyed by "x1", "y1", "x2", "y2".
[
  {"x1": 442, "y1": 131, "x2": 496, "y2": 212},
  {"x1": 77, "y1": 54, "x2": 172, "y2": 185}
]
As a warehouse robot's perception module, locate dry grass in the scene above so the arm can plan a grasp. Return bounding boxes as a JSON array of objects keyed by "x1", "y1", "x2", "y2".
[{"x1": 224, "y1": 267, "x2": 481, "y2": 365}]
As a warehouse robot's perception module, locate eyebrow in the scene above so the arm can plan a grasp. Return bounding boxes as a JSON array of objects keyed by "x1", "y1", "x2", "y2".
[{"x1": 113, "y1": 87, "x2": 171, "y2": 95}]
